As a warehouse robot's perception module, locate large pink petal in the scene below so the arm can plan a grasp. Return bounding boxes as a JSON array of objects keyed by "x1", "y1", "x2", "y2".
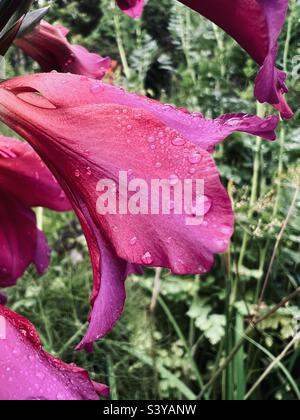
[
  {"x1": 178, "y1": 0, "x2": 292, "y2": 119},
  {"x1": 0, "y1": 305, "x2": 109, "y2": 400},
  {"x1": 116, "y1": 0, "x2": 145, "y2": 19}
]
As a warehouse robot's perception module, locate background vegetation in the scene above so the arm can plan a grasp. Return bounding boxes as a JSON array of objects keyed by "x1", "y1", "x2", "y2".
[{"x1": 2, "y1": 0, "x2": 300, "y2": 400}]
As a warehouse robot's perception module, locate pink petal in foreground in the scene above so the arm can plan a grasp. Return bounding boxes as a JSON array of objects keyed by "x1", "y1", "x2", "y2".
[
  {"x1": 116, "y1": 0, "x2": 145, "y2": 19},
  {"x1": 0, "y1": 305, "x2": 109, "y2": 400},
  {"x1": 0, "y1": 73, "x2": 278, "y2": 349},
  {"x1": 178, "y1": 0, "x2": 292, "y2": 119},
  {"x1": 0, "y1": 136, "x2": 71, "y2": 287}
]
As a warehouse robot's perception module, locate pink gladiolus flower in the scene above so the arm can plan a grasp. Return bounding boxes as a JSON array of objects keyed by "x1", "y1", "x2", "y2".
[
  {"x1": 0, "y1": 293, "x2": 7, "y2": 305},
  {"x1": 178, "y1": 0, "x2": 292, "y2": 119},
  {"x1": 15, "y1": 20, "x2": 111, "y2": 80},
  {"x1": 0, "y1": 73, "x2": 279, "y2": 349},
  {"x1": 0, "y1": 136, "x2": 71, "y2": 288},
  {"x1": 116, "y1": 0, "x2": 145, "y2": 19},
  {"x1": 0, "y1": 305, "x2": 109, "y2": 400}
]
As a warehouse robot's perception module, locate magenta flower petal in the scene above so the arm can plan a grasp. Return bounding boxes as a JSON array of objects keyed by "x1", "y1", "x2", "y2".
[
  {"x1": 0, "y1": 305, "x2": 109, "y2": 400},
  {"x1": 0, "y1": 73, "x2": 278, "y2": 348},
  {"x1": 116, "y1": 0, "x2": 145, "y2": 19},
  {"x1": 178, "y1": 0, "x2": 292, "y2": 119},
  {"x1": 15, "y1": 21, "x2": 111, "y2": 79},
  {"x1": 0, "y1": 136, "x2": 71, "y2": 287}
]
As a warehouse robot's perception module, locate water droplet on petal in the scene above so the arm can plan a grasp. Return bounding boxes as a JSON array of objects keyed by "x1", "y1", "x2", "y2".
[
  {"x1": 172, "y1": 137, "x2": 186, "y2": 146},
  {"x1": 90, "y1": 83, "x2": 102, "y2": 93},
  {"x1": 74, "y1": 169, "x2": 80, "y2": 178},
  {"x1": 142, "y1": 251, "x2": 153, "y2": 265},
  {"x1": 260, "y1": 121, "x2": 270, "y2": 129},
  {"x1": 130, "y1": 237, "x2": 137, "y2": 246},
  {"x1": 188, "y1": 152, "x2": 202, "y2": 164}
]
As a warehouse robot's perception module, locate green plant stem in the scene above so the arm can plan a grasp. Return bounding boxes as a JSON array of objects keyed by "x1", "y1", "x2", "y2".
[
  {"x1": 179, "y1": 8, "x2": 196, "y2": 85},
  {"x1": 188, "y1": 274, "x2": 200, "y2": 348},
  {"x1": 157, "y1": 295, "x2": 206, "y2": 397},
  {"x1": 257, "y1": 5, "x2": 295, "y2": 298},
  {"x1": 243, "y1": 334, "x2": 300, "y2": 400},
  {"x1": 150, "y1": 268, "x2": 162, "y2": 313},
  {"x1": 212, "y1": 24, "x2": 226, "y2": 79},
  {"x1": 105, "y1": 339, "x2": 197, "y2": 400},
  {"x1": 58, "y1": 323, "x2": 88, "y2": 357}
]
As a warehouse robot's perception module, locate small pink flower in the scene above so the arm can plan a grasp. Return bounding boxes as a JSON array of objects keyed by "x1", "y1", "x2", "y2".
[
  {"x1": 0, "y1": 73, "x2": 278, "y2": 349},
  {"x1": 0, "y1": 136, "x2": 71, "y2": 287},
  {"x1": 0, "y1": 305, "x2": 109, "y2": 400},
  {"x1": 15, "y1": 21, "x2": 111, "y2": 79}
]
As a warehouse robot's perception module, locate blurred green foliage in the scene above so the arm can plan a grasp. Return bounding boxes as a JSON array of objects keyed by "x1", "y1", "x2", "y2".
[{"x1": 2, "y1": 0, "x2": 300, "y2": 400}]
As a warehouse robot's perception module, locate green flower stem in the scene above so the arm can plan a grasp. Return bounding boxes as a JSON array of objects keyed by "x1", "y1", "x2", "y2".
[
  {"x1": 198, "y1": 287, "x2": 300, "y2": 399},
  {"x1": 244, "y1": 335, "x2": 300, "y2": 400}
]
